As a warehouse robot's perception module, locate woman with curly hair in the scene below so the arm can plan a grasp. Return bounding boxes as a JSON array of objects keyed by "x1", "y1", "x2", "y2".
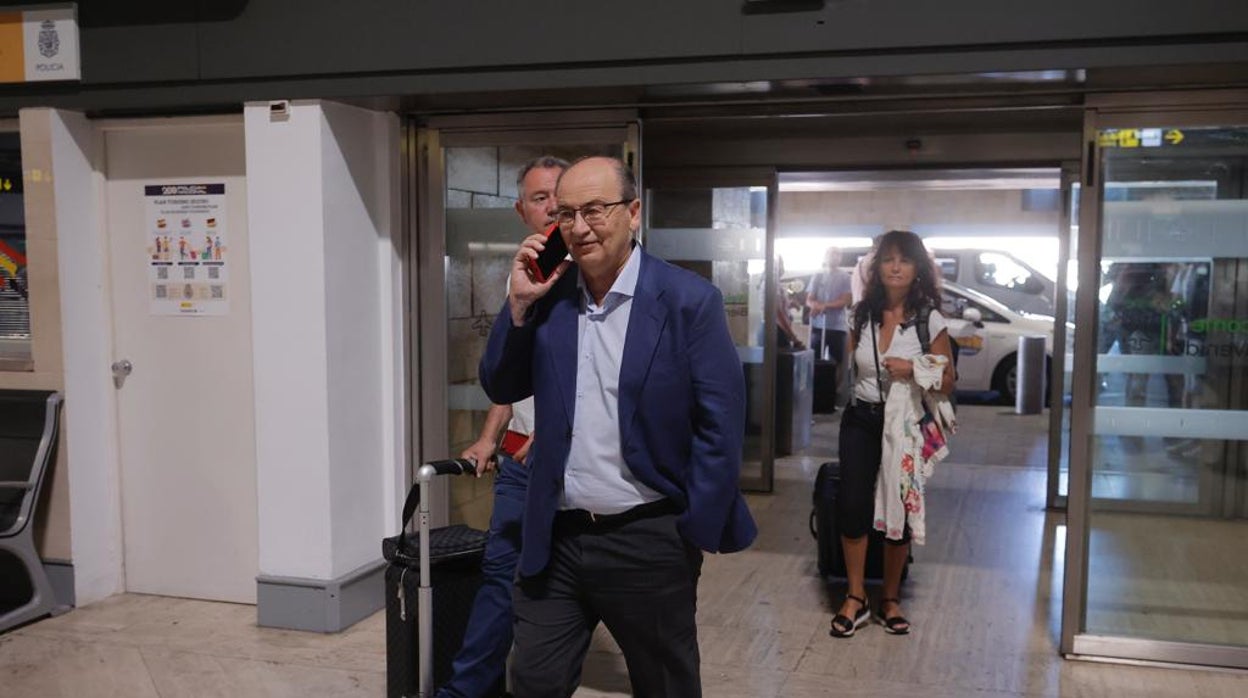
[{"x1": 830, "y1": 230, "x2": 956, "y2": 638}]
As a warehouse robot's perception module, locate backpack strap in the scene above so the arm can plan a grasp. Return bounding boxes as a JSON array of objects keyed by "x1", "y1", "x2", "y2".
[
  {"x1": 914, "y1": 303, "x2": 932, "y2": 355},
  {"x1": 915, "y1": 302, "x2": 959, "y2": 399}
]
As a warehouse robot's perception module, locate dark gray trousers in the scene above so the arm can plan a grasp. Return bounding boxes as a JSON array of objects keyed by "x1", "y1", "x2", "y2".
[{"x1": 511, "y1": 512, "x2": 703, "y2": 698}]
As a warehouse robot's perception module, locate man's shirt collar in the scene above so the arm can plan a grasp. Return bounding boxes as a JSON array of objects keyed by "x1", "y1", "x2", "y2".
[{"x1": 577, "y1": 242, "x2": 641, "y2": 312}]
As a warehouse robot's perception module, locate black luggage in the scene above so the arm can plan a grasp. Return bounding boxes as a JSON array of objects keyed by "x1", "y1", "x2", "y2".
[
  {"x1": 809, "y1": 460, "x2": 907, "y2": 581},
  {"x1": 812, "y1": 360, "x2": 838, "y2": 414},
  {"x1": 383, "y1": 458, "x2": 498, "y2": 698}
]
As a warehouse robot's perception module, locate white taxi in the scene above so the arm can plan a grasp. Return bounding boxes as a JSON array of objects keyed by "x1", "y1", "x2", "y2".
[{"x1": 941, "y1": 281, "x2": 1068, "y2": 403}]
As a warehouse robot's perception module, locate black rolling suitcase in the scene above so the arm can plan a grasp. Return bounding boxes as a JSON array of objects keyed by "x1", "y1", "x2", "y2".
[
  {"x1": 809, "y1": 460, "x2": 907, "y2": 581},
  {"x1": 383, "y1": 458, "x2": 498, "y2": 698},
  {"x1": 812, "y1": 361, "x2": 838, "y2": 414}
]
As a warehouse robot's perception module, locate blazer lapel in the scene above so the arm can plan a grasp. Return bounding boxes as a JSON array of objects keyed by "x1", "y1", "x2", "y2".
[
  {"x1": 545, "y1": 274, "x2": 579, "y2": 425},
  {"x1": 619, "y1": 252, "x2": 668, "y2": 447}
]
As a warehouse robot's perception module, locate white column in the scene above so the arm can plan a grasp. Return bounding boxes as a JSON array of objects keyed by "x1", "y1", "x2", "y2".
[
  {"x1": 246, "y1": 101, "x2": 403, "y2": 625},
  {"x1": 319, "y1": 101, "x2": 405, "y2": 570},
  {"x1": 25, "y1": 107, "x2": 125, "y2": 605}
]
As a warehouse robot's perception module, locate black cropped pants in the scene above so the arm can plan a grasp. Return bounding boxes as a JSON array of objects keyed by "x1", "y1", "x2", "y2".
[{"x1": 836, "y1": 402, "x2": 910, "y2": 544}]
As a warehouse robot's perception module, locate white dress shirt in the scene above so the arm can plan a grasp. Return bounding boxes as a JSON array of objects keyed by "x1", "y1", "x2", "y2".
[
  {"x1": 500, "y1": 275, "x2": 535, "y2": 436},
  {"x1": 509, "y1": 397, "x2": 535, "y2": 436},
  {"x1": 561, "y1": 247, "x2": 664, "y2": 514}
]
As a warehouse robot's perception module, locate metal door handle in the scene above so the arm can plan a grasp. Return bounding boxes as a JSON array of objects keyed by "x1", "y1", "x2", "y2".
[{"x1": 112, "y1": 359, "x2": 133, "y2": 388}]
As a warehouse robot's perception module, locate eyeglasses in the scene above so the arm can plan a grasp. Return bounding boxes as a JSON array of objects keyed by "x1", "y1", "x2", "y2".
[{"x1": 554, "y1": 199, "x2": 633, "y2": 228}]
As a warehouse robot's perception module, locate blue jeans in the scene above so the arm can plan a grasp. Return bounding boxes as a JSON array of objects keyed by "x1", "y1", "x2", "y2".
[{"x1": 436, "y1": 453, "x2": 527, "y2": 698}]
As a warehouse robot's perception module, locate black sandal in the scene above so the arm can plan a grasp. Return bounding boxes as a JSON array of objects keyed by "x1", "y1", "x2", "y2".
[
  {"x1": 876, "y1": 597, "x2": 911, "y2": 635},
  {"x1": 829, "y1": 594, "x2": 870, "y2": 638}
]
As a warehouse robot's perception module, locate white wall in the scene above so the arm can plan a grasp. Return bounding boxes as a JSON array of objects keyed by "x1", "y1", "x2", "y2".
[
  {"x1": 39, "y1": 108, "x2": 125, "y2": 604},
  {"x1": 247, "y1": 100, "x2": 404, "y2": 581},
  {"x1": 380, "y1": 113, "x2": 406, "y2": 553},
  {"x1": 21, "y1": 100, "x2": 403, "y2": 605},
  {"x1": 246, "y1": 102, "x2": 334, "y2": 579},
  {"x1": 320, "y1": 101, "x2": 403, "y2": 576}
]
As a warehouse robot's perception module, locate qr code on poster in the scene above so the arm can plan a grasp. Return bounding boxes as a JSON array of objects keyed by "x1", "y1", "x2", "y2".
[
  {"x1": 157, "y1": 266, "x2": 168, "y2": 280},
  {"x1": 183, "y1": 266, "x2": 196, "y2": 280},
  {"x1": 210, "y1": 285, "x2": 224, "y2": 299},
  {"x1": 208, "y1": 266, "x2": 220, "y2": 280},
  {"x1": 155, "y1": 285, "x2": 167, "y2": 299}
]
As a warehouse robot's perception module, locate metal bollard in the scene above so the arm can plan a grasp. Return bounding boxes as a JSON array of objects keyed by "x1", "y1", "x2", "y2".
[{"x1": 1016, "y1": 335, "x2": 1047, "y2": 415}]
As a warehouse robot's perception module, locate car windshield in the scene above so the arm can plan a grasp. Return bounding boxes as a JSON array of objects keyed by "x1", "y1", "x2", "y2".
[
  {"x1": 942, "y1": 284, "x2": 1009, "y2": 322},
  {"x1": 943, "y1": 282, "x2": 1014, "y2": 315}
]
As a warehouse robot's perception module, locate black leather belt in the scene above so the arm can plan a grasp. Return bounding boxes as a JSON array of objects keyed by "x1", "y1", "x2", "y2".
[
  {"x1": 555, "y1": 499, "x2": 678, "y2": 533},
  {"x1": 850, "y1": 401, "x2": 885, "y2": 414}
]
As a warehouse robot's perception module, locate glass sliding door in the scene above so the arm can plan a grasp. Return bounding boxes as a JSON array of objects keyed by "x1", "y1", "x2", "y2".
[
  {"x1": 414, "y1": 118, "x2": 639, "y2": 528},
  {"x1": 644, "y1": 169, "x2": 780, "y2": 492},
  {"x1": 1064, "y1": 105, "x2": 1248, "y2": 669}
]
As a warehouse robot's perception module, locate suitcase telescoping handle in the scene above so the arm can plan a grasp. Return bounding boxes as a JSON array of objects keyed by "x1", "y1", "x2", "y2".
[
  {"x1": 398, "y1": 458, "x2": 478, "y2": 532},
  {"x1": 404, "y1": 457, "x2": 477, "y2": 698}
]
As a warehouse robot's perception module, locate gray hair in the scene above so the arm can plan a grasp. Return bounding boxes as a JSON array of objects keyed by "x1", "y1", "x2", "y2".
[
  {"x1": 612, "y1": 157, "x2": 638, "y2": 202},
  {"x1": 561, "y1": 155, "x2": 638, "y2": 201},
  {"x1": 515, "y1": 155, "x2": 570, "y2": 197}
]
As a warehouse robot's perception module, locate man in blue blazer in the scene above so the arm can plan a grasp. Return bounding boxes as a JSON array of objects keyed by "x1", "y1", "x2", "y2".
[{"x1": 480, "y1": 156, "x2": 756, "y2": 697}]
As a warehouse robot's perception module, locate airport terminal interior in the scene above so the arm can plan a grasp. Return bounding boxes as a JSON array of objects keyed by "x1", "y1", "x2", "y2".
[
  {"x1": 3, "y1": 408, "x2": 1247, "y2": 696},
  {"x1": 1, "y1": 4, "x2": 1248, "y2": 696},
  {"x1": 5, "y1": 109, "x2": 1248, "y2": 695}
]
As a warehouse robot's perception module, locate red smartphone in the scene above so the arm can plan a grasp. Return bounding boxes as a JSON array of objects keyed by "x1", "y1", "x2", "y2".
[{"x1": 527, "y1": 223, "x2": 569, "y2": 282}]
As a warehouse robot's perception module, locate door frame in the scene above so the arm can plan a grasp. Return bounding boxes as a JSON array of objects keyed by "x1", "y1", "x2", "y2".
[
  {"x1": 771, "y1": 163, "x2": 1071, "y2": 484},
  {"x1": 644, "y1": 166, "x2": 781, "y2": 493},
  {"x1": 1060, "y1": 93, "x2": 1248, "y2": 669},
  {"x1": 98, "y1": 114, "x2": 257, "y2": 602},
  {"x1": 1046, "y1": 161, "x2": 1081, "y2": 510},
  {"x1": 407, "y1": 111, "x2": 640, "y2": 523}
]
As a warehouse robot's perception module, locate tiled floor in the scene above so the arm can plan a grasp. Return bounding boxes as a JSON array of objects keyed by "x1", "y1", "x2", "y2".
[{"x1": 3, "y1": 406, "x2": 1246, "y2": 697}]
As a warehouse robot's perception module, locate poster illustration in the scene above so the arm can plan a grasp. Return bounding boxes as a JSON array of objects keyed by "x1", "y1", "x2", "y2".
[{"x1": 145, "y1": 183, "x2": 228, "y2": 316}]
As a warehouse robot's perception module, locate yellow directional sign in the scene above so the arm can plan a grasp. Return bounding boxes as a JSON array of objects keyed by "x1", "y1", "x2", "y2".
[
  {"x1": 1099, "y1": 129, "x2": 1141, "y2": 148},
  {"x1": 1099, "y1": 128, "x2": 1186, "y2": 148}
]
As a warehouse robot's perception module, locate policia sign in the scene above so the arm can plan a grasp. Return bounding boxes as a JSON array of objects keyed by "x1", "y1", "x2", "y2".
[{"x1": 0, "y1": 4, "x2": 80, "y2": 84}]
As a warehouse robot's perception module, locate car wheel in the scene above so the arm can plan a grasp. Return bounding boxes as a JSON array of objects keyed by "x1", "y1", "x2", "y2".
[
  {"x1": 993, "y1": 354, "x2": 1017, "y2": 405},
  {"x1": 993, "y1": 354, "x2": 1054, "y2": 407}
]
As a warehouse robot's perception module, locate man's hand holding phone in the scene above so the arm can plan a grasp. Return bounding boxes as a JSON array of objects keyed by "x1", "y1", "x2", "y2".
[{"x1": 510, "y1": 224, "x2": 571, "y2": 327}]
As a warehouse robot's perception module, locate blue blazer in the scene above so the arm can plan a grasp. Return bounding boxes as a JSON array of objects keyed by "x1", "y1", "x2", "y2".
[{"x1": 480, "y1": 248, "x2": 758, "y2": 577}]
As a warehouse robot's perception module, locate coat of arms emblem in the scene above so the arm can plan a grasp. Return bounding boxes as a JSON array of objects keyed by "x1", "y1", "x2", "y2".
[{"x1": 38, "y1": 20, "x2": 60, "y2": 59}]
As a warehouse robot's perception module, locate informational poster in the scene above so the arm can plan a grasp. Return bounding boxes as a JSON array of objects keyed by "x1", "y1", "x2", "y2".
[{"x1": 145, "y1": 183, "x2": 229, "y2": 316}]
